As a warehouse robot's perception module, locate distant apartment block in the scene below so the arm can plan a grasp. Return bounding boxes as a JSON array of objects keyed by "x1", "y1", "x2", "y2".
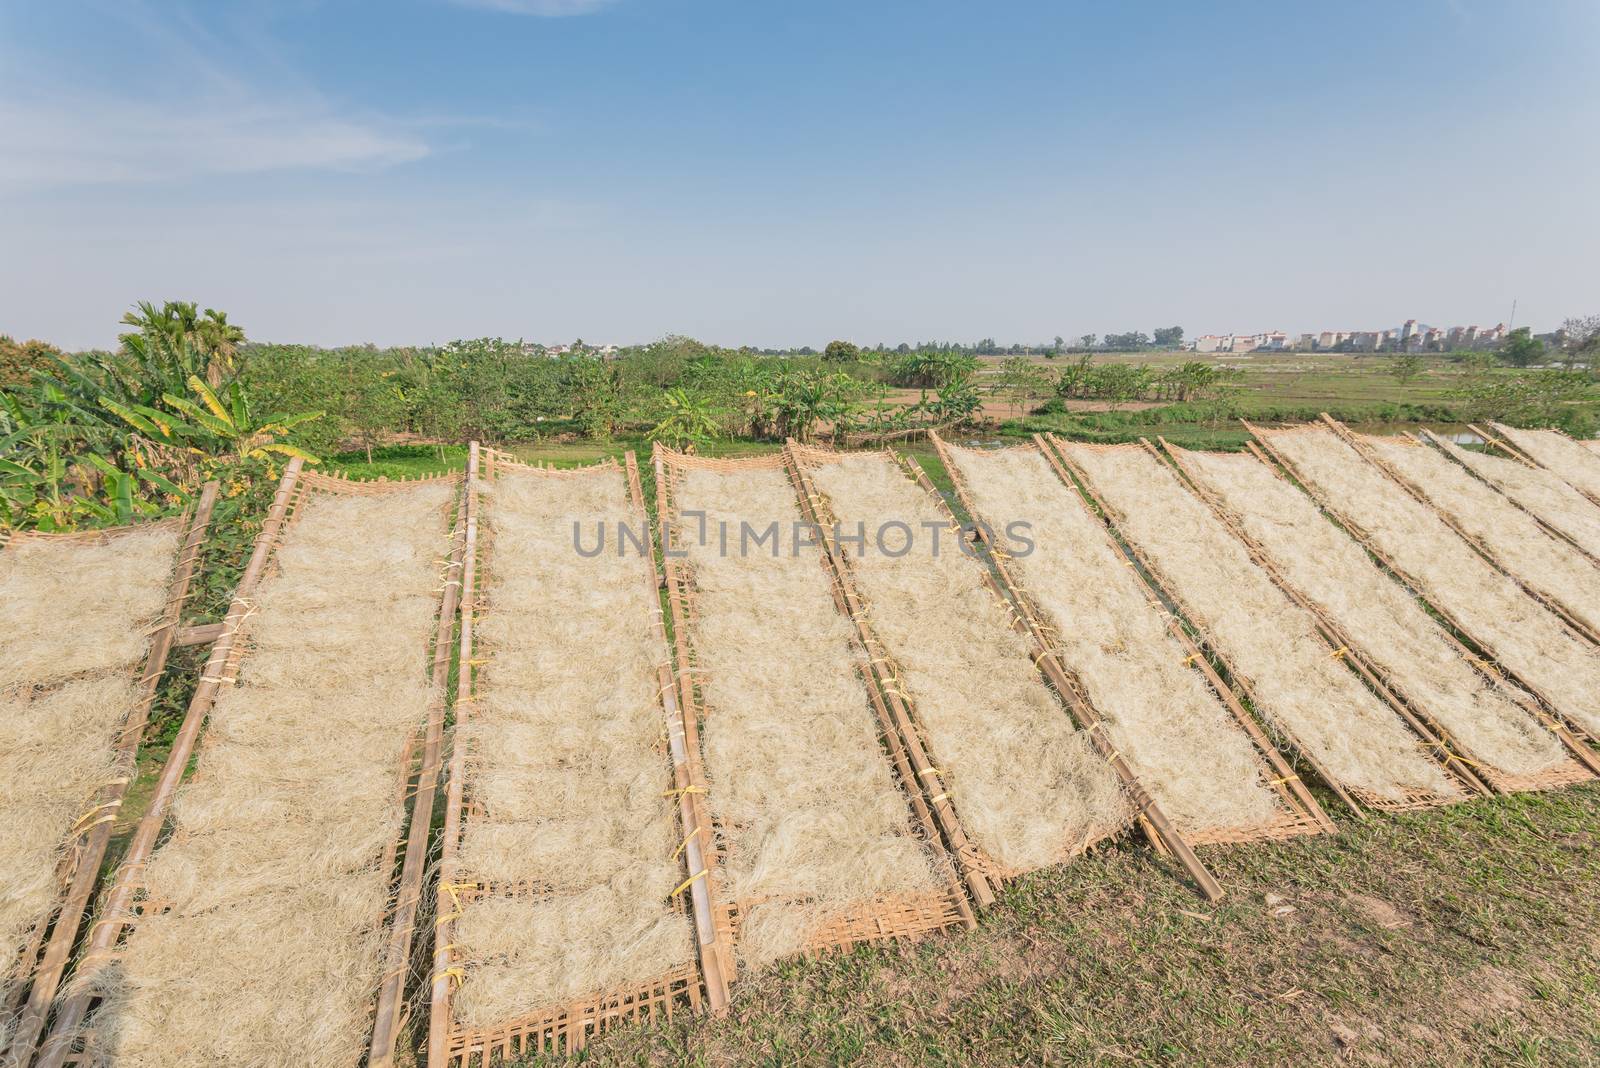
[
  {"x1": 1191, "y1": 320, "x2": 1510, "y2": 354},
  {"x1": 1191, "y1": 331, "x2": 1290, "y2": 353}
]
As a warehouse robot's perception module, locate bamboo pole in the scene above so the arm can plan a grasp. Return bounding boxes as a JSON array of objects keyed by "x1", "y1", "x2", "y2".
[
  {"x1": 898, "y1": 442, "x2": 1223, "y2": 901},
  {"x1": 173, "y1": 621, "x2": 226, "y2": 646},
  {"x1": 1150, "y1": 436, "x2": 1494, "y2": 800},
  {"x1": 1243, "y1": 423, "x2": 1600, "y2": 779},
  {"x1": 651, "y1": 445, "x2": 744, "y2": 973},
  {"x1": 3, "y1": 484, "x2": 220, "y2": 1068},
  {"x1": 1471, "y1": 423, "x2": 1537, "y2": 464},
  {"x1": 1024, "y1": 434, "x2": 1360, "y2": 821},
  {"x1": 1317, "y1": 414, "x2": 1600, "y2": 650},
  {"x1": 779, "y1": 443, "x2": 997, "y2": 907},
  {"x1": 35, "y1": 461, "x2": 304, "y2": 1068},
  {"x1": 368, "y1": 493, "x2": 469, "y2": 1068},
  {"x1": 624, "y1": 451, "x2": 732, "y2": 1013},
  {"x1": 427, "y1": 444, "x2": 479, "y2": 1068},
  {"x1": 1416, "y1": 429, "x2": 1600, "y2": 569}
]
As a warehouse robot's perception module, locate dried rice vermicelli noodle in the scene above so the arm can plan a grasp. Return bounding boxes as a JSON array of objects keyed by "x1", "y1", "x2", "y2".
[
  {"x1": 943, "y1": 444, "x2": 1282, "y2": 833},
  {"x1": 0, "y1": 527, "x2": 178, "y2": 992},
  {"x1": 676, "y1": 464, "x2": 940, "y2": 969},
  {"x1": 1433, "y1": 435, "x2": 1600, "y2": 561},
  {"x1": 1263, "y1": 426, "x2": 1600, "y2": 738},
  {"x1": 1364, "y1": 435, "x2": 1600, "y2": 639},
  {"x1": 1173, "y1": 445, "x2": 1567, "y2": 779},
  {"x1": 803, "y1": 451, "x2": 1129, "y2": 874},
  {"x1": 1063, "y1": 443, "x2": 1459, "y2": 803},
  {"x1": 449, "y1": 468, "x2": 694, "y2": 1024},
  {"x1": 1492, "y1": 423, "x2": 1600, "y2": 501},
  {"x1": 86, "y1": 482, "x2": 452, "y2": 1068}
]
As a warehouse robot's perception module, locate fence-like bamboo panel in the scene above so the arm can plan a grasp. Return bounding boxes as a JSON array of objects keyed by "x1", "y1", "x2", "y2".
[
  {"x1": 1158, "y1": 438, "x2": 1593, "y2": 799},
  {"x1": 930, "y1": 435, "x2": 1333, "y2": 844},
  {"x1": 1487, "y1": 423, "x2": 1600, "y2": 507},
  {"x1": 1, "y1": 489, "x2": 217, "y2": 1066},
  {"x1": 32, "y1": 466, "x2": 463, "y2": 1068},
  {"x1": 1245, "y1": 421, "x2": 1600, "y2": 775},
  {"x1": 1050, "y1": 436, "x2": 1482, "y2": 816},
  {"x1": 426, "y1": 448, "x2": 720, "y2": 1067},
  {"x1": 653, "y1": 446, "x2": 975, "y2": 967}
]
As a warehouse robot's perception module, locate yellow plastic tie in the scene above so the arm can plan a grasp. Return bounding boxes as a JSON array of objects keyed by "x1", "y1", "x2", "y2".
[
  {"x1": 1327, "y1": 646, "x2": 1349, "y2": 660},
  {"x1": 662, "y1": 785, "x2": 707, "y2": 799},
  {"x1": 667, "y1": 869, "x2": 708, "y2": 899},
  {"x1": 1267, "y1": 775, "x2": 1301, "y2": 786},
  {"x1": 917, "y1": 767, "x2": 944, "y2": 777},
  {"x1": 672, "y1": 827, "x2": 707, "y2": 861},
  {"x1": 1181, "y1": 652, "x2": 1202, "y2": 666}
]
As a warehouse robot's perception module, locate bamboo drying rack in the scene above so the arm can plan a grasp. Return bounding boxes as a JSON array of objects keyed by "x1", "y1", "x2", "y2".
[
  {"x1": 1049, "y1": 434, "x2": 1484, "y2": 808},
  {"x1": 1244, "y1": 421, "x2": 1600, "y2": 784},
  {"x1": 1036, "y1": 434, "x2": 1472, "y2": 818},
  {"x1": 426, "y1": 447, "x2": 720, "y2": 1067},
  {"x1": 1415, "y1": 429, "x2": 1600, "y2": 570},
  {"x1": 1315, "y1": 417, "x2": 1600, "y2": 650},
  {"x1": 925, "y1": 432, "x2": 1335, "y2": 843},
  {"x1": 31, "y1": 463, "x2": 464, "y2": 1068},
  {"x1": 1481, "y1": 422, "x2": 1600, "y2": 512},
  {"x1": 1, "y1": 486, "x2": 218, "y2": 1067},
  {"x1": 653, "y1": 444, "x2": 977, "y2": 970},
  {"x1": 1154, "y1": 435, "x2": 1594, "y2": 798},
  {"x1": 783, "y1": 441, "x2": 1225, "y2": 901}
]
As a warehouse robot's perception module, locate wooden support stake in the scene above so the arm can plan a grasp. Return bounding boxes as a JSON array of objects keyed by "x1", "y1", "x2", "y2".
[
  {"x1": 4, "y1": 484, "x2": 220, "y2": 1067},
  {"x1": 35, "y1": 462, "x2": 304, "y2": 1068}
]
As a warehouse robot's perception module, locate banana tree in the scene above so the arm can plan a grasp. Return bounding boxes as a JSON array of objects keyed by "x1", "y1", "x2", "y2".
[{"x1": 106, "y1": 376, "x2": 321, "y2": 466}]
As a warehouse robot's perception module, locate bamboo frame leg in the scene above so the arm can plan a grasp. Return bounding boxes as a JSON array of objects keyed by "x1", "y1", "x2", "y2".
[
  {"x1": 428, "y1": 444, "x2": 479, "y2": 1068},
  {"x1": 625, "y1": 451, "x2": 732, "y2": 1013},
  {"x1": 368, "y1": 498, "x2": 468, "y2": 1068},
  {"x1": 1147, "y1": 435, "x2": 1492, "y2": 801},
  {"x1": 895, "y1": 440, "x2": 1223, "y2": 901},
  {"x1": 34, "y1": 461, "x2": 305, "y2": 1068},
  {"x1": 3, "y1": 484, "x2": 220, "y2": 1068},
  {"x1": 779, "y1": 444, "x2": 997, "y2": 908}
]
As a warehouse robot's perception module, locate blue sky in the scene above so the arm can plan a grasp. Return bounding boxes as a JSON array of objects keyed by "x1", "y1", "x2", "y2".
[{"x1": 2, "y1": 0, "x2": 1596, "y2": 349}]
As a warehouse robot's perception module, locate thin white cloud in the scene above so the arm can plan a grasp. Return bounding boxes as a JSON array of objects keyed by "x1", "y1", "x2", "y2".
[
  {"x1": 0, "y1": 94, "x2": 431, "y2": 193},
  {"x1": 450, "y1": 0, "x2": 618, "y2": 15}
]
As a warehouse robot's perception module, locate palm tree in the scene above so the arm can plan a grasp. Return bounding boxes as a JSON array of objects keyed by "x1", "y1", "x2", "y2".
[{"x1": 197, "y1": 308, "x2": 246, "y2": 387}]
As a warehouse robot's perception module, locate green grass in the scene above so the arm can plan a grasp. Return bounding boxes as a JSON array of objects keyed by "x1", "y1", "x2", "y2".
[{"x1": 520, "y1": 785, "x2": 1600, "y2": 1067}]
